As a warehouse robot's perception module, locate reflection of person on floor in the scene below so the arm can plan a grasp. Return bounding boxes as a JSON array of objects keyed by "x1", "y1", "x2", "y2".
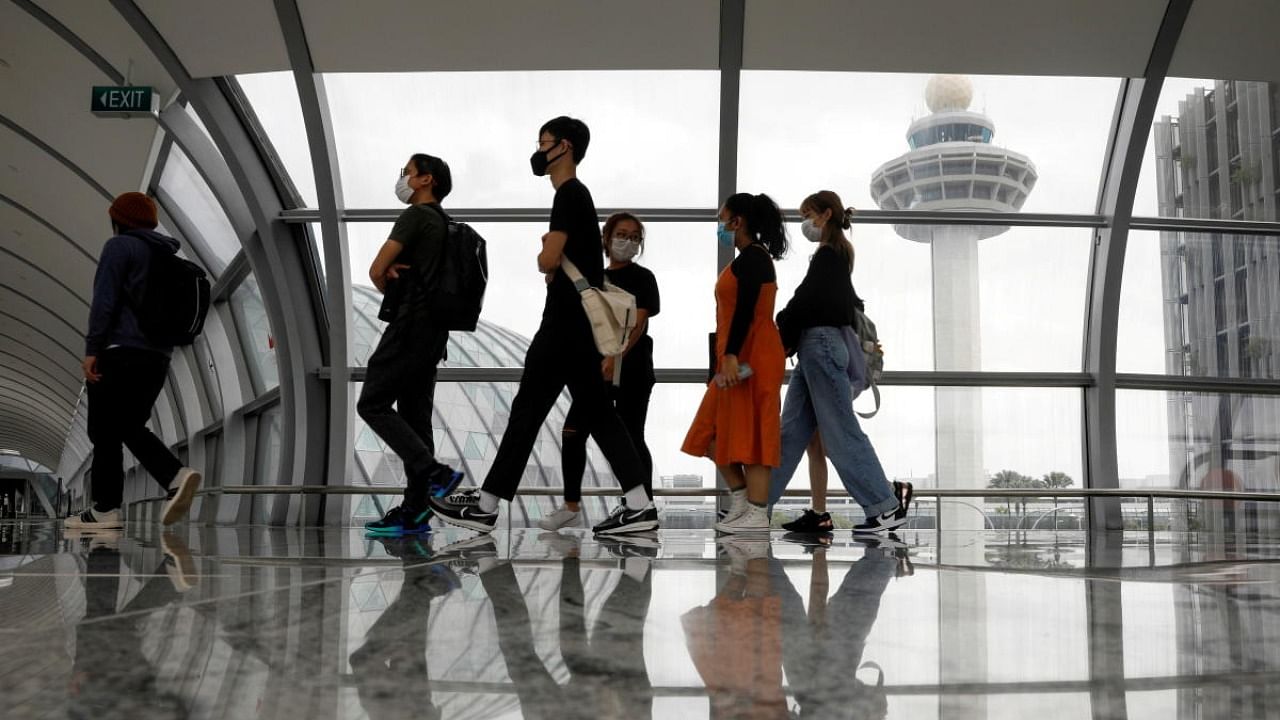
[
  {"x1": 480, "y1": 554, "x2": 654, "y2": 719},
  {"x1": 69, "y1": 538, "x2": 187, "y2": 719},
  {"x1": 560, "y1": 554, "x2": 654, "y2": 719},
  {"x1": 682, "y1": 541, "x2": 788, "y2": 719},
  {"x1": 775, "y1": 545, "x2": 898, "y2": 719},
  {"x1": 348, "y1": 539, "x2": 460, "y2": 720}
]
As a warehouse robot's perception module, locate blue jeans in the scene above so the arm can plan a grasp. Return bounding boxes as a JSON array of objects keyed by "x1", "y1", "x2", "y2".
[{"x1": 769, "y1": 327, "x2": 898, "y2": 517}]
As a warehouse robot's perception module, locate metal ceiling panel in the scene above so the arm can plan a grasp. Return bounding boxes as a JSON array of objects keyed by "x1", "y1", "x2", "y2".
[
  {"x1": 135, "y1": 0, "x2": 290, "y2": 78},
  {"x1": 742, "y1": 0, "x2": 1168, "y2": 77},
  {"x1": 299, "y1": 0, "x2": 720, "y2": 72},
  {"x1": 1168, "y1": 0, "x2": 1280, "y2": 81}
]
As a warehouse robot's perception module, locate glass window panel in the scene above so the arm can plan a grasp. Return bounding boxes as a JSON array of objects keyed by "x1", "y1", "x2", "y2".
[
  {"x1": 249, "y1": 405, "x2": 282, "y2": 520},
  {"x1": 739, "y1": 72, "x2": 1120, "y2": 214},
  {"x1": 347, "y1": 221, "x2": 716, "y2": 368},
  {"x1": 631, "y1": 384, "x2": 1079, "y2": 507},
  {"x1": 228, "y1": 275, "x2": 280, "y2": 394},
  {"x1": 326, "y1": 71, "x2": 719, "y2": 209},
  {"x1": 1117, "y1": 389, "x2": 1280, "y2": 508},
  {"x1": 1136, "y1": 78, "x2": 1279, "y2": 222},
  {"x1": 159, "y1": 145, "x2": 241, "y2": 265},
  {"x1": 1118, "y1": 231, "x2": 1279, "y2": 379},
  {"x1": 236, "y1": 72, "x2": 318, "y2": 207},
  {"x1": 775, "y1": 223, "x2": 1089, "y2": 372}
]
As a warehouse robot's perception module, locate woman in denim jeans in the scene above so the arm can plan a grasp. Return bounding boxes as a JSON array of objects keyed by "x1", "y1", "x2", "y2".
[{"x1": 769, "y1": 190, "x2": 909, "y2": 534}]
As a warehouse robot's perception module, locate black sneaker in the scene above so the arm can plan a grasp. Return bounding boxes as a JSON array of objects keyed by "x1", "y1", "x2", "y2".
[
  {"x1": 853, "y1": 507, "x2": 906, "y2": 534},
  {"x1": 365, "y1": 505, "x2": 434, "y2": 537},
  {"x1": 781, "y1": 508, "x2": 834, "y2": 534},
  {"x1": 592, "y1": 504, "x2": 659, "y2": 535},
  {"x1": 893, "y1": 481, "x2": 914, "y2": 524},
  {"x1": 427, "y1": 489, "x2": 498, "y2": 533}
]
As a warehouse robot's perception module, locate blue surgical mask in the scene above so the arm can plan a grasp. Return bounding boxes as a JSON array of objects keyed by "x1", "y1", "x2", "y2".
[{"x1": 717, "y1": 222, "x2": 735, "y2": 247}]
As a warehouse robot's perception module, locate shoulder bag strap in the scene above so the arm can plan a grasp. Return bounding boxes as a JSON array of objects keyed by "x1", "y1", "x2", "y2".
[{"x1": 559, "y1": 257, "x2": 593, "y2": 293}]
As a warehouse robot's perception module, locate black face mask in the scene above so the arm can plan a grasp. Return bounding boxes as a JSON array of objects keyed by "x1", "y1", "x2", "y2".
[{"x1": 530, "y1": 142, "x2": 565, "y2": 177}]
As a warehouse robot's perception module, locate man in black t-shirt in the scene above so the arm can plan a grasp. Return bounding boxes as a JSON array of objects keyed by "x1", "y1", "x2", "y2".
[
  {"x1": 360, "y1": 153, "x2": 464, "y2": 536},
  {"x1": 430, "y1": 116, "x2": 658, "y2": 536}
]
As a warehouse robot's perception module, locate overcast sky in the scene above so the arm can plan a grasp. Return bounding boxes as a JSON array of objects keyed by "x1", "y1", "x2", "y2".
[{"x1": 237, "y1": 71, "x2": 1219, "y2": 490}]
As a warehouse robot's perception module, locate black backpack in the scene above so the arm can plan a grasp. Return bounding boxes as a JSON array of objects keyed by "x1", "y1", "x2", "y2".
[
  {"x1": 131, "y1": 234, "x2": 211, "y2": 346},
  {"x1": 421, "y1": 207, "x2": 488, "y2": 331}
]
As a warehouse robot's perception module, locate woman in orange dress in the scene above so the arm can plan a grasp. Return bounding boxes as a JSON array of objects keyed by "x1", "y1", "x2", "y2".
[{"x1": 682, "y1": 193, "x2": 788, "y2": 534}]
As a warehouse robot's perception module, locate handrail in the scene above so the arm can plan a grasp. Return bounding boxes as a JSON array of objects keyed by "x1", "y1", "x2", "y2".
[{"x1": 127, "y1": 485, "x2": 1280, "y2": 505}]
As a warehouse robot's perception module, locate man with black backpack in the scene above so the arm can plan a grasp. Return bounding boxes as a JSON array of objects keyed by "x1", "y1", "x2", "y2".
[
  {"x1": 66, "y1": 192, "x2": 203, "y2": 531},
  {"x1": 360, "y1": 153, "x2": 468, "y2": 536}
]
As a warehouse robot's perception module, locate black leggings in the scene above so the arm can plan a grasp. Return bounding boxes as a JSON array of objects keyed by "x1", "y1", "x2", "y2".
[{"x1": 562, "y1": 377, "x2": 654, "y2": 503}]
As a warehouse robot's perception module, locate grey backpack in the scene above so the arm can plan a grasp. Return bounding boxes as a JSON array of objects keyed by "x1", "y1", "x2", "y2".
[{"x1": 851, "y1": 308, "x2": 883, "y2": 419}]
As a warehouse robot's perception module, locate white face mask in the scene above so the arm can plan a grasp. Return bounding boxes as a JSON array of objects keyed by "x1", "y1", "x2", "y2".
[
  {"x1": 395, "y1": 175, "x2": 414, "y2": 204},
  {"x1": 801, "y1": 218, "x2": 823, "y2": 243},
  {"x1": 610, "y1": 236, "x2": 640, "y2": 262}
]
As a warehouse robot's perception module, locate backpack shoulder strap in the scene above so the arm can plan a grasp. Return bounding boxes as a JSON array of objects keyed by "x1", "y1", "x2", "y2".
[{"x1": 856, "y1": 382, "x2": 881, "y2": 419}]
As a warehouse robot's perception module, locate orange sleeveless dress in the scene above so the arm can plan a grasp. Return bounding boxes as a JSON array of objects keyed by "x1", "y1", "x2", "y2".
[{"x1": 681, "y1": 252, "x2": 785, "y2": 467}]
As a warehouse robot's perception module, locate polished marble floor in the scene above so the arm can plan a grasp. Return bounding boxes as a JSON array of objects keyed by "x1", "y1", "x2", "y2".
[{"x1": 3, "y1": 519, "x2": 1280, "y2": 719}]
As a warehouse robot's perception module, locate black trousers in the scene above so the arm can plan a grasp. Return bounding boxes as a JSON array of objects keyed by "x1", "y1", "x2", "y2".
[
  {"x1": 482, "y1": 317, "x2": 645, "y2": 501},
  {"x1": 357, "y1": 318, "x2": 449, "y2": 507},
  {"x1": 87, "y1": 347, "x2": 182, "y2": 511},
  {"x1": 562, "y1": 375, "x2": 654, "y2": 502}
]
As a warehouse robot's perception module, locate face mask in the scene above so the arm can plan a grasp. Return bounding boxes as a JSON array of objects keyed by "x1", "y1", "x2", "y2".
[
  {"x1": 395, "y1": 175, "x2": 414, "y2": 204},
  {"x1": 530, "y1": 141, "x2": 563, "y2": 177},
  {"x1": 610, "y1": 236, "x2": 640, "y2": 262},
  {"x1": 801, "y1": 219, "x2": 823, "y2": 243},
  {"x1": 717, "y1": 222, "x2": 735, "y2": 247}
]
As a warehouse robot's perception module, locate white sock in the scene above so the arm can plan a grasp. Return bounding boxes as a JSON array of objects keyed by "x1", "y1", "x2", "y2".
[
  {"x1": 730, "y1": 488, "x2": 747, "y2": 503},
  {"x1": 623, "y1": 485, "x2": 652, "y2": 509},
  {"x1": 479, "y1": 490, "x2": 500, "y2": 514}
]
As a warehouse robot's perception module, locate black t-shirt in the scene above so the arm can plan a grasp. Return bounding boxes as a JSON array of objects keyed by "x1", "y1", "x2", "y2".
[
  {"x1": 545, "y1": 178, "x2": 603, "y2": 322},
  {"x1": 388, "y1": 202, "x2": 447, "y2": 320},
  {"x1": 605, "y1": 262, "x2": 660, "y2": 369},
  {"x1": 726, "y1": 244, "x2": 776, "y2": 356}
]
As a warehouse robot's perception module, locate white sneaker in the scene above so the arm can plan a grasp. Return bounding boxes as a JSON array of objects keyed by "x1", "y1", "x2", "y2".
[
  {"x1": 715, "y1": 504, "x2": 770, "y2": 534},
  {"x1": 537, "y1": 506, "x2": 581, "y2": 531},
  {"x1": 717, "y1": 491, "x2": 748, "y2": 524},
  {"x1": 162, "y1": 467, "x2": 202, "y2": 526},
  {"x1": 65, "y1": 507, "x2": 123, "y2": 530}
]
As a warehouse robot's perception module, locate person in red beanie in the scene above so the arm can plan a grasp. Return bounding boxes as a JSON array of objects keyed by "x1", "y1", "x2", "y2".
[{"x1": 65, "y1": 192, "x2": 202, "y2": 531}]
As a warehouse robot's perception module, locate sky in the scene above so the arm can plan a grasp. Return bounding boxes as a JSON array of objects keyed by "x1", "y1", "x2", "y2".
[{"x1": 235, "y1": 70, "x2": 1229, "y2": 490}]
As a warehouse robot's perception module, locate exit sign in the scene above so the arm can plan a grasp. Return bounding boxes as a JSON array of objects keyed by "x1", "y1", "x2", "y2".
[{"x1": 91, "y1": 86, "x2": 155, "y2": 115}]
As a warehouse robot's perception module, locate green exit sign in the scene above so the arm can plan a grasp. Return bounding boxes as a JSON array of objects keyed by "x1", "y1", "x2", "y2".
[{"x1": 91, "y1": 86, "x2": 155, "y2": 115}]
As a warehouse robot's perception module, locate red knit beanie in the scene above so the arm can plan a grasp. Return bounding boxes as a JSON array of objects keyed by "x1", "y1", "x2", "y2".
[{"x1": 109, "y1": 192, "x2": 158, "y2": 230}]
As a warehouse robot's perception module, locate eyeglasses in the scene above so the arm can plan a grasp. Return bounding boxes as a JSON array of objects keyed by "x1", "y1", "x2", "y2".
[
  {"x1": 535, "y1": 138, "x2": 562, "y2": 151},
  {"x1": 613, "y1": 233, "x2": 643, "y2": 243},
  {"x1": 399, "y1": 168, "x2": 413, "y2": 178}
]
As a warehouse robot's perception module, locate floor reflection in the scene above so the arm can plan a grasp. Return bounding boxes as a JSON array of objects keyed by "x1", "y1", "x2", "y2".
[{"x1": 2, "y1": 521, "x2": 1280, "y2": 719}]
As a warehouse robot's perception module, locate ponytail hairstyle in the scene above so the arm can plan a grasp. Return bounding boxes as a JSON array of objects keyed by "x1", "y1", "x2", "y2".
[
  {"x1": 800, "y1": 190, "x2": 856, "y2": 273},
  {"x1": 723, "y1": 192, "x2": 789, "y2": 260}
]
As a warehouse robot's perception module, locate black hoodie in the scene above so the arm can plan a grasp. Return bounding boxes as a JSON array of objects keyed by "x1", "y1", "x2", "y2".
[{"x1": 85, "y1": 229, "x2": 182, "y2": 356}]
